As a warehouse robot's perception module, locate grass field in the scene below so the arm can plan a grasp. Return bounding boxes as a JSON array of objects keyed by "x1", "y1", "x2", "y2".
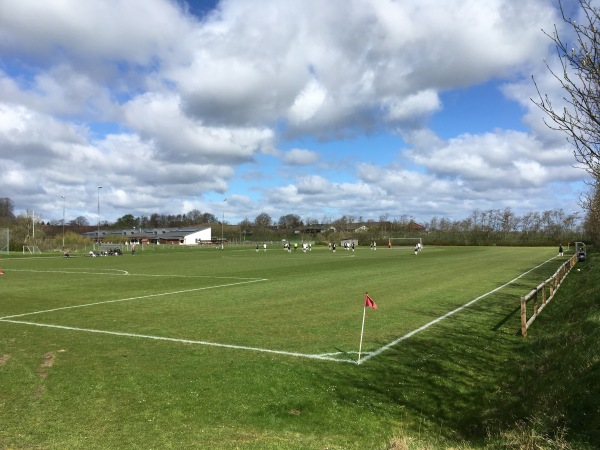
[{"x1": 0, "y1": 245, "x2": 576, "y2": 448}]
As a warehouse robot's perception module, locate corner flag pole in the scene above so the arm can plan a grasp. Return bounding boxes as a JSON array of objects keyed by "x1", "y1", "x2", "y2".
[
  {"x1": 358, "y1": 292, "x2": 377, "y2": 365},
  {"x1": 357, "y1": 305, "x2": 367, "y2": 365}
]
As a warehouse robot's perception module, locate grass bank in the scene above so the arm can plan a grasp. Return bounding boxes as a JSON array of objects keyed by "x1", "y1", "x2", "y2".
[
  {"x1": 496, "y1": 247, "x2": 599, "y2": 449},
  {"x1": 392, "y1": 247, "x2": 599, "y2": 449}
]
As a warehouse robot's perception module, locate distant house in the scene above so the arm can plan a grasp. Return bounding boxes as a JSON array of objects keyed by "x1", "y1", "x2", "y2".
[
  {"x1": 294, "y1": 224, "x2": 336, "y2": 235},
  {"x1": 154, "y1": 228, "x2": 212, "y2": 245},
  {"x1": 83, "y1": 227, "x2": 212, "y2": 245},
  {"x1": 407, "y1": 221, "x2": 425, "y2": 232}
]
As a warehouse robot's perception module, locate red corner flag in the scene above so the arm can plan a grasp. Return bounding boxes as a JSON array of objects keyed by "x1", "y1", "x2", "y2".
[{"x1": 364, "y1": 293, "x2": 377, "y2": 309}]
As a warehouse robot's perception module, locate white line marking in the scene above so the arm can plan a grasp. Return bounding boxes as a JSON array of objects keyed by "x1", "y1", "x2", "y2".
[
  {"x1": 4, "y1": 268, "x2": 258, "y2": 280},
  {"x1": 0, "y1": 319, "x2": 356, "y2": 363},
  {"x1": 357, "y1": 256, "x2": 558, "y2": 364},
  {"x1": 124, "y1": 273, "x2": 261, "y2": 280},
  {"x1": 0, "y1": 279, "x2": 267, "y2": 320},
  {"x1": 6, "y1": 268, "x2": 130, "y2": 276}
]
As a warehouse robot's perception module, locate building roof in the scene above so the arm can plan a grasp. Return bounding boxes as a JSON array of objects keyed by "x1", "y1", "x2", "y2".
[{"x1": 83, "y1": 226, "x2": 211, "y2": 239}]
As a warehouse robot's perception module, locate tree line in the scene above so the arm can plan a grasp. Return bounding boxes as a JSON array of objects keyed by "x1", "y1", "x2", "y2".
[{"x1": 0, "y1": 196, "x2": 587, "y2": 251}]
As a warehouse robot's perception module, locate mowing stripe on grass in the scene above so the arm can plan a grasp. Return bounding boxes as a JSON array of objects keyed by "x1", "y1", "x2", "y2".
[
  {"x1": 0, "y1": 278, "x2": 267, "y2": 320},
  {"x1": 0, "y1": 255, "x2": 560, "y2": 365},
  {"x1": 357, "y1": 255, "x2": 559, "y2": 364}
]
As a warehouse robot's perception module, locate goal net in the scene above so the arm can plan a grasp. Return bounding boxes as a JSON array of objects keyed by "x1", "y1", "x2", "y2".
[
  {"x1": 0, "y1": 228, "x2": 8, "y2": 254},
  {"x1": 23, "y1": 245, "x2": 41, "y2": 254},
  {"x1": 387, "y1": 237, "x2": 423, "y2": 249}
]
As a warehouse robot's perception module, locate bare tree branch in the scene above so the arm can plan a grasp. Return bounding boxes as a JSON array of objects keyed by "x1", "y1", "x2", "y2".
[{"x1": 532, "y1": 0, "x2": 600, "y2": 180}]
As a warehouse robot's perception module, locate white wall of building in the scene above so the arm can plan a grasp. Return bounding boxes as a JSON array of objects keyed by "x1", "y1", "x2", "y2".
[{"x1": 182, "y1": 228, "x2": 211, "y2": 245}]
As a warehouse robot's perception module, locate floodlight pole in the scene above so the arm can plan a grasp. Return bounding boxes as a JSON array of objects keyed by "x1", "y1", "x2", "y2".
[
  {"x1": 221, "y1": 198, "x2": 226, "y2": 250},
  {"x1": 61, "y1": 195, "x2": 65, "y2": 249},
  {"x1": 97, "y1": 186, "x2": 102, "y2": 248}
]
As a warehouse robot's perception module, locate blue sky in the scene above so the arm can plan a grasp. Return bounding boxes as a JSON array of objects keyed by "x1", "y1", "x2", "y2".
[
  {"x1": 0, "y1": 0, "x2": 587, "y2": 226},
  {"x1": 433, "y1": 82, "x2": 527, "y2": 137}
]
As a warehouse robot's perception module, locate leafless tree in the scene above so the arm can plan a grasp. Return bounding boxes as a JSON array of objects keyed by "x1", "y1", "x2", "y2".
[
  {"x1": 532, "y1": 0, "x2": 600, "y2": 243},
  {"x1": 533, "y1": 0, "x2": 600, "y2": 181},
  {"x1": 0, "y1": 197, "x2": 15, "y2": 224},
  {"x1": 254, "y1": 212, "x2": 272, "y2": 228}
]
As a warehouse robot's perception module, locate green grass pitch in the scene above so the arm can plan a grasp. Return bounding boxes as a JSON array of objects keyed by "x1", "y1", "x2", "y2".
[{"x1": 0, "y1": 245, "x2": 569, "y2": 448}]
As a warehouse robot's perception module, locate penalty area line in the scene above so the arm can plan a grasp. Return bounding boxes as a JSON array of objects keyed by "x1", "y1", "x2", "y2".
[
  {"x1": 4, "y1": 268, "x2": 260, "y2": 280},
  {"x1": 0, "y1": 319, "x2": 356, "y2": 364},
  {"x1": 5, "y1": 268, "x2": 130, "y2": 276},
  {"x1": 0, "y1": 278, "x2": 268, "y2": 320}
]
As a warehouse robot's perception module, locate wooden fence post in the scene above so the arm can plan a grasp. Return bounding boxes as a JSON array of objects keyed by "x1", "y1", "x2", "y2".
[
  {"x1": 542, "y1": 280, "x2": 547, "y2": 306},
  {"x1": 521, "y1": 295, "x2": 527, "y2": 337}
]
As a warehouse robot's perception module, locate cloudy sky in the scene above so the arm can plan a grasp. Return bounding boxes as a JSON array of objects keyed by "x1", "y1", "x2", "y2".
[{"x1": 0, "y1": 0, "x2": 588, "y2": 226}]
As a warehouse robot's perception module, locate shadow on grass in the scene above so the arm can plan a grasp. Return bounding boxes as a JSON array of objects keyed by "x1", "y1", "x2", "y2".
[
  {"x1": 491, "y1": 304, "x2": 521, "y2": 333},
  {"x1": 319, "y1": 250, "x2": 600, "y2": 448},
  {"x1": 320, "y1": 298, "x2": 529, "y2": 444}
]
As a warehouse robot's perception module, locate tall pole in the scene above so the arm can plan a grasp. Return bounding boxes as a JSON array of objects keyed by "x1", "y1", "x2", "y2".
[
  {"x1": 221, "y1": 198, "x2": 226, "y2": 250},
  {"x1": 97, "y1": 186, "x2": 102, "y2": 247},
  {"x1": 61, "y1": 195, "x2": 65, "y2": 249}
]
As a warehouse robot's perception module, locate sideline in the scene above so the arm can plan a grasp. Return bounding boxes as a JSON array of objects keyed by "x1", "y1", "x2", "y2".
[
  {"x1": 0, "y1": 319, "x2": 354, "y2": 363},
  {"x1": 357, "y1": 255, "x2": 559, "y2": 364}
]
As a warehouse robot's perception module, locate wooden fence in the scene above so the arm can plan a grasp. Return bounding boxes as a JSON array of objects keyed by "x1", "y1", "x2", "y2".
[{"x1": 520, "y1": 253, "x2": 578, "y2": 337}]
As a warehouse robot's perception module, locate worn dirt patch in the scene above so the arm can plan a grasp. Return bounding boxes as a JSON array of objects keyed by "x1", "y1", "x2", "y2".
[
  {"x1": 33, "y1": 385, "x2": 46, "y2": 399},
  {"x1": 40, "y1": 351, "x2": 56, "y2": 368},
  {"x1": 0, "y1": 354, "x2": 10, "y2": 365},
  {"x1": 38, "y1": 351, "x2": 56, "y2": 378},
  {"x1": 34, "y1": 350, "x2": 65, "y2": 398}
]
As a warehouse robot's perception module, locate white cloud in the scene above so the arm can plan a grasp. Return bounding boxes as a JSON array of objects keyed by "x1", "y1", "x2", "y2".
[
  {"x1": 282, "y1": 148, "x2": 320, "y2": 166},
  {"x1": 0, "y1": 0, "x2": 193, "y2": 65},
  {"x1": 159, "y1": 0, "x2": 560, "y2": 133},
  {"x1": 0, "y1": 0, "x2": 587, "y2": 224},
  {"x1": 288, "y1": 80, "x2": 328, "y2": 124},
  {"x1": 123, "y1": 91, "x2": 275, "y2": 164},
  {"x1": 383, "y1": 90, "x2": 441, "y2": 123},
  {"x1": 403, "y1": 130, "x2": 582, "y2": 194}
]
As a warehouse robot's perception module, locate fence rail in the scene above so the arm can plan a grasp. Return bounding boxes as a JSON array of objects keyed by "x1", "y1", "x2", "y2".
[{"x1": 520, "y1": 253, "x2": 578, "y2": 337}]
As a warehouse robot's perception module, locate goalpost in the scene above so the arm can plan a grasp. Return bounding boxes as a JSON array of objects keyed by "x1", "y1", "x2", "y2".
[
  {"x1": 22, "y1": 245, "x2": 41, "y2": 254},
  {"x1": 387, "y1": 237, "x2": 423, "y2": 249},
  {"x1": 0, "y1": 228, "x2": 8, "y2": 255}
]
